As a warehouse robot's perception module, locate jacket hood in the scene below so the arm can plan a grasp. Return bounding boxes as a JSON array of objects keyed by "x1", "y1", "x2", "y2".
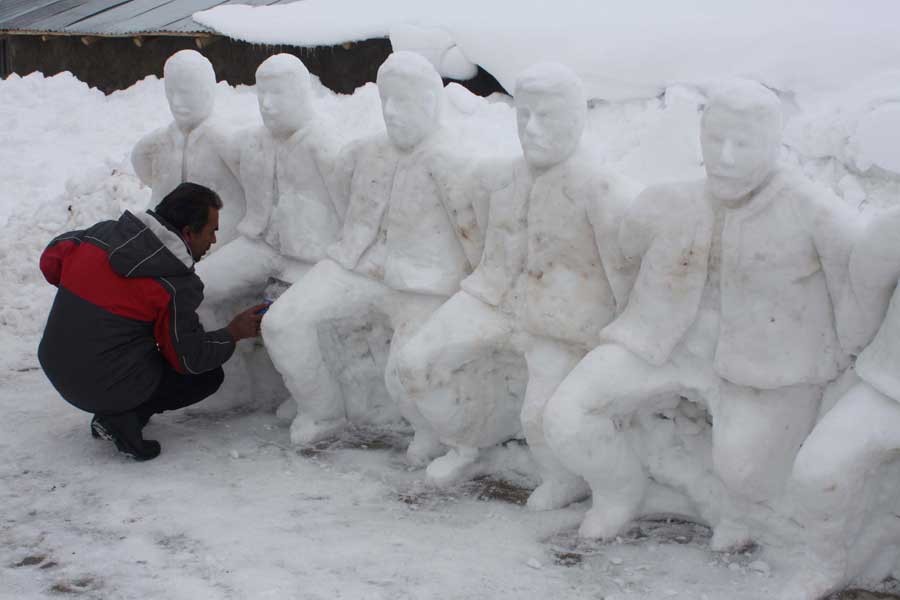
[{"x1": 108, "y1": 210, "x2": 195, "y2": 278}]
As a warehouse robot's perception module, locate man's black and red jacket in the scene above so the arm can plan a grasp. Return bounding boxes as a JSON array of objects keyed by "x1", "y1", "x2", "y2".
[{"x1": 38, "y1": 210, "x2": 235, "y2": 414}]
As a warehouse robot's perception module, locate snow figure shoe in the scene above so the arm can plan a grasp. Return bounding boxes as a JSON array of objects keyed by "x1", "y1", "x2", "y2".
[
  {"x1": 526, "y1": 476, "x2": 591, "y2": 511},
  {"x1": 91, "y1": 412, "x2": 161, "y2": 461},
  {"x1": 426, "y1": 447, "x2": 482, "y2": 487},
  {"x1": 709, "y1": 518, "x2": 753, "y2": 552},
  {"x1": 406, "y1": 430, "x2": 446, "y2": 468},
  {"x1": 578, "y1": 503, "x2": 638, "y2": 540},
  {"x1": 289, "y1": 414, "x2": 347, "y2": 446}
]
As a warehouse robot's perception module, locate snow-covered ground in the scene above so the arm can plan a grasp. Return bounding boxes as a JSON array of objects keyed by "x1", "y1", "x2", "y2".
[{"x1": 2, "y1": 55, "x2": 900, "y2": 598}]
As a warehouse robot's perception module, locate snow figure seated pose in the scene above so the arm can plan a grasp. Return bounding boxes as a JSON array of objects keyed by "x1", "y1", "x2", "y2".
[
  {"x1": 132, "y1": 50, "x2": 246, "y2": 246},
  {"x1": 262, "y1": 52, "x2": 483, "y2": 456},
  {"x1": 195, "y1": 54, "x2": 340, "y2": 305},
  {"x1": 542, "y1": 80, "x2": 859, "y2": 546},
  {"x1": 782, "y1": 207, "x2": 900, "y2": 600},
  {"x1": 394, "y1": 62, "x2": 641, "y2": 509}
]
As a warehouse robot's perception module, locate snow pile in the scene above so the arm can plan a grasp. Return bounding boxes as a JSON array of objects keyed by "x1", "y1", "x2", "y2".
[{"x1": 194, "y1": 0, "x2": 900, "y2": 105}]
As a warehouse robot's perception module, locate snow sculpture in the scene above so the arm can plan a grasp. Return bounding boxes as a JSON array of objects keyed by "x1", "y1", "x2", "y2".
[
  {"x1": 262, "y1": 52, "x2": 483, "y2": 456},
  {"x1": 542, "y1": 80, "x2": 860, "y2": 547},
  {"x1": 132, "y1": 50, "x2": 246, "y2": 246},
  {"x1": 394, "y1": 63, "x2": 641, "y2": 509},
  {"x1": 196, "y1": 53, "x2": 340, "y2": 304},
  {"x1": 783, "y1": 207, "x2": 900, "y2": 600}
]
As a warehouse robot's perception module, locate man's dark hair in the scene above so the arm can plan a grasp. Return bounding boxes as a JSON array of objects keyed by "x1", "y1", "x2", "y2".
[{"x1": 154, "y1": 182, "x2": 222, "y2": 233}]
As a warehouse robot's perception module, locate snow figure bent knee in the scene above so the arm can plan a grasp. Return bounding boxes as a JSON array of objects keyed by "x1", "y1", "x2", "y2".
[
  {"x1": 783, "y1": 206, "x2": 900, "y2": 600},
  {"x1": 132, "y1": 50, "x2": 246, "y2": 248},
  {"x1": 542, "y1": 79, "x2": 860, "y2": 547},
  {"x1": 262, "y1": 52, "x2": 483, "y2": 456},
  {"x1": 393, "y1": 62, "x2": 641, "y2": 507}
]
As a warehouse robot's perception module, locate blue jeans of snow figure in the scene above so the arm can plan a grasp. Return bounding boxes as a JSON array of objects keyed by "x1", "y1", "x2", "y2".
[
  {"x1": 261, "y1": 259, "x2": 445, "y2": 459},
  {"x1": 543, "y1": 342, "x2": 821, "y2": 542}
]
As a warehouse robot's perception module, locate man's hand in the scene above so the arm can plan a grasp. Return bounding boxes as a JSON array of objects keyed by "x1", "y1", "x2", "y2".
[{"x1": 226, "y1": 304, "x2": 268, "y2": 341}]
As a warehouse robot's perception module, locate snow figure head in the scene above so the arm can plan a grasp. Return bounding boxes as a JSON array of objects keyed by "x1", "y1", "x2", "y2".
[
  {"x1": 255, "y1": 54, "x2": 313, "y2": 139},
  {"x1": 515, "y1": 62, "x2": 587, "y2": 170},
  {"x1": 377, "y1": 51, "x2": 444, "y2": 151},
  {"x1": 163, "y1": 50, "x2": 216, "y2": 133},
  {"x1": 701, "y1": 80, "x2": 784, "y2": 206}
]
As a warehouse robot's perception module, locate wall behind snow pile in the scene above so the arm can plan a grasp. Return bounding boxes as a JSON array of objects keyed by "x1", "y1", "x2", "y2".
[
  {"x1": 2, "y1": 35, "x2": 394, "y2": 95},
  {"x1": 1, "y1": 35, "x2": 505, "y2": 97}
]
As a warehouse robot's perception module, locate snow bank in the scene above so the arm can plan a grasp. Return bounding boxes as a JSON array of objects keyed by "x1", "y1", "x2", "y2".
[{"x1": 194, "y1": 0, "x2": 900, "y2": 105}]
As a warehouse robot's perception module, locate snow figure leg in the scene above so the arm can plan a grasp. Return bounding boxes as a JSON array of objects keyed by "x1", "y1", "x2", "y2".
[
  {"x1": 262, "y1": 259, "x2": 388, "y2": 445},
  {"x1": 195, "y1": 236, "x2": 281, "y2": 306},
  {"x1": 709, "y1": 381, "x2": 819, "y2": 551},
  {"x1": 781, "y1": 382, "x2": 900, "y2": 600},
  {"x1": 543, "y1": 344, "x2": 687, "y2": 539},
  {"x1": 521, "y1": 338, "x2": 590, "y2": 511},
  {"x1": 383, "y1": 291, "x2": 447, "y2": 467},
  {"x1": 393, "y1": 291, "x2": 523, "y2": 477}
]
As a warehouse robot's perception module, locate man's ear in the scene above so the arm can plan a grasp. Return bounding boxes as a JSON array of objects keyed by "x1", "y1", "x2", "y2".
[{"x1": 181, "y1": 225, "x2": 193, "y2": 241}]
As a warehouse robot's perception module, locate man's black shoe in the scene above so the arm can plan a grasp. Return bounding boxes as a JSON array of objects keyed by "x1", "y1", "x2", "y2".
[
  {"x1": 91, "y1": 412, "x2": 161, "y2": 461},
  {"x1": 92, "y1": 412, "x2": 151, "y2": 439}
]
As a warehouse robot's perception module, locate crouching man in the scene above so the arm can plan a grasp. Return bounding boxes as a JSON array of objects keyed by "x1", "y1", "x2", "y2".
[{"x1": 38, "y1": 183, "x2": 265, "y2": 461}]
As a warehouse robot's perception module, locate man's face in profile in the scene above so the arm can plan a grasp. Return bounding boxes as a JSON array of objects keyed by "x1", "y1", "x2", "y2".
[{"x1": 184, "y1": 207, "x2": 219, "y2": 261}]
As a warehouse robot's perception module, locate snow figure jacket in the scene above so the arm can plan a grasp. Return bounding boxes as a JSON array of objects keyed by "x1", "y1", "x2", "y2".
[
  {"x1": 132, "y1": 122, "x2": 246, "y2": 246},
  {"x1": 600, "y1": 169, "x2": 857, "y2": 390},
  {"x1": 37, "y1": 210, "x2": 236, "y2": 413},
  {"x1": 235, "y1": 125, "x2": 340, "y2": 263}
]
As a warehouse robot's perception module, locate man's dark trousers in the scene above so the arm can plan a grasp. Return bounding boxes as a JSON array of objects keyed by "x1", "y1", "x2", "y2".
[{"x1": 98, "y1": 366, "x2": 225, "y2": 421}]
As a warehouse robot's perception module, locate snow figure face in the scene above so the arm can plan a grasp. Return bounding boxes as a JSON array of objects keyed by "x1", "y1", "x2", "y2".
[
  {"x1": 163, "y1": 50, "x2": 215, "y2": 133},
  {"x1": 515, "y1": 62, "x2": 586, "y2": 170},
  {"x1": 377, "y1": 52, "x2": 443, "y2": 151},
  {"x1": 701, "y1": 81, "x2": 783, "y2": 205},
  {"x1": 255, "y1": 54, "x2": 313, "y2": 139}
]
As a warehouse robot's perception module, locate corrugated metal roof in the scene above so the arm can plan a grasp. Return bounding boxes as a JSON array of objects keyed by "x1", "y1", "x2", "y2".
[{"x1": 0, "y1": 0, "x2": 295, "y2": 36}]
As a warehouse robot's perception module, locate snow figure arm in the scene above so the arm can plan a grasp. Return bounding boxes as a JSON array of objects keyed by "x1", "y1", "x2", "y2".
[
  {"x1": 430, "y1": 150, "x2": 493, "y2": 270},
  {"x1": 600, "y1": 183, "x2": 712, "y2": 366},
  {"x1": 616, "y1": 184, "x2": 663, "y2": 270},
  {"x1": 326, "y1": 139, "x2": 387, "y2": 270},
  {"x1": 844, "y1": 206, "x2": 900, "y2": 352},
  {"x1": 459, "y1": 163, "x2": 522, "y2": 307},
  {"x1": 131, "y1": 131, "x2": 159, "y2": 187},
  {"x1": 583, "y1": 170, "x2": 644, "y2": 313},
  {"x1": 328, "y1": 139, "x2": 359, "y2": 229},
  {"x1": 309, "y1": 128, "x2": 346, "y2": 221},
  {"x1": 214, "y1": 127, "x2": 242, "y2": 180},
  {"x1": 235, "y1": 130, "x2": 273, "y2": 240},
  {"x1": 800, "y1": 180, "x2": 869, "y2": 354}
]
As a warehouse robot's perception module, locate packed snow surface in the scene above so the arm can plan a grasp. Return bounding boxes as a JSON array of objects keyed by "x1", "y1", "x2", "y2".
[
  {"x1": 2, "y1": 58, "x2": 900, "y2": 597},
  {"x1": 194, "y1": 0, "x2": 900, "y2": 105}
]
